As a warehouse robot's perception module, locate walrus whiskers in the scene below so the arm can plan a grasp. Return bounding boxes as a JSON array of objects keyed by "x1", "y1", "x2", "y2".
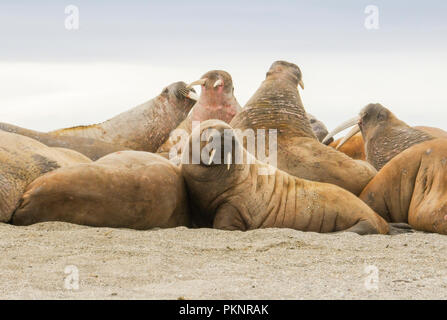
[{"x1": 179, "y1": 87, "x2": 199, "y2": 101}]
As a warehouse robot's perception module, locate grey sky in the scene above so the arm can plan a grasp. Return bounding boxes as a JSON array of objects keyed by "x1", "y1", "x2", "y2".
[{"x1": 0, "y1": 1, "x2": 446, "y2": 134}]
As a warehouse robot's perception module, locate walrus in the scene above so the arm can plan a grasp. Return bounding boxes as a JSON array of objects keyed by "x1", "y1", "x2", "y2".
[
  {"x1": 322, "y1": 103, "x2": 443, "y2": 170},
  {"x1": 328, "y1": 126, "x2": 447, "y2": 161},
  {"x1": 229, "y1": 61, "x2": 377, "y2": 195},
  {"x1": 329, "y1": 132, "x2": 366, "y2": 160},
  {"x1": 359, "y1": 139, "x2": 447, "y2": 235},
  {"x1": 306, "y1": 113, "x2": 332, "y2": 143},
  {"x1": 50, "y1": 82, "x2": 198, "y2": 153},
  {"x1": 12, "y1": 151, "x2": 190, "y2": 229},
  {"x1": 0, "y1": 122, "x2": 129, "y2": 161},
  {"x1": 0, "y1": 131, "x2": 91, "y2": 222},
  {"x1": 180, "y1": 119, "x2": 403, "y2": 235},
  {"x1": 157, "y1": 70, "x2": 242, "y2": 161}
]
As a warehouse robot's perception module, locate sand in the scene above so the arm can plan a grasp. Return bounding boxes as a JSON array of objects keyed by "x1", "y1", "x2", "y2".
[{"x1": 0, "y1": 222, "x2": 446, "y2": 300}]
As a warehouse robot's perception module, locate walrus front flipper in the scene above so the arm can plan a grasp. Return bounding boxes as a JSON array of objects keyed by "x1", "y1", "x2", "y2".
[
  {"x1": 341, "y1": 220, "x2": 383, "y2": 235},
  {"x1": 388, "y1": 223, "x2": 414, "y2": 235}
]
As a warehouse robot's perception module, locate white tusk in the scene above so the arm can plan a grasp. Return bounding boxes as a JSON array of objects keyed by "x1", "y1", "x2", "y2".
[
  {"x1": 336, "y1": 125, "x2": 361, "y2": 150},
  {"x1": 208, "y1": 149, "x2": 216, "y2": 165},
  {"x1": 227, "y1": 153, "x2": 232, "y2": 170},
  {"x1": 186, "y1": 91, "x2": 199, "y2": 101},
  {"x1": 322, "y1": 116, "x2": 360, "y2": 145},
  {"x1": 213, "y1": 79, "x2": 223, "y2": 88},
  {"x1": 187, "y1": 78, "x2": 207, "y2": 88},
  {"x1": 298, "y1": 79, "x2": 305, "y2": 90}
]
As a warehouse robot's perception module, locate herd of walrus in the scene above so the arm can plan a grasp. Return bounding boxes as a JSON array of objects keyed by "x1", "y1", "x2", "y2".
[{"x1": 2, "y1": 60, "x2": 447, "y2": 236}]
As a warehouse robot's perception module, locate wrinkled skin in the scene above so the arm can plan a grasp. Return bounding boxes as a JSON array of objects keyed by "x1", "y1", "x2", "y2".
[
  {"x1": 306, "y1": 113, "x2": 332, "y2": 143},
  {"x1": 157, "y1": 70, "x2": 242, "y2": 161},
  {"x1": 230, "y1": 61, "x2": 377, "y2": 196},
  {"x1": 0, "y1": 131, "x2": 91, "y2": 222},
  {"x1": 360, "y1": 139, "x2": 447, "y2": 235},
  {"x1": 181, "y1": 120, "x2": 390, "y2": 235},
  {"x1": 50, "y1": 82, "x2": 196, "y2": 153},
  {"x1": 357, "y1": 104, "x2": 435, "y2": 171},
  {"x1": 12, "y1": 151, "x2": 190, "y2": 229},
  {"x1": 0, "y1": 122, "x2": 129, "y2": 161}
]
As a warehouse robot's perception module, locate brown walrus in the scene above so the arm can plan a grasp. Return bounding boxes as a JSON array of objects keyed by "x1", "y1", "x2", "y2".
[
  {"x1": 329, "y1": 132, "x2": 366, "y2": 160},
  {"x1": 0, "y1": 131, "x2": 91, "y2": 222},
  {"x1": 359, "y1": 139, "x2": 447, "y2": 235},
  {"x1": 157, "y1": 70, "x2": 242, "y2": 161},
  {"x1": 328, "y1": 126, "x2": 447, "y2": 161},
  {"x1": 322, "y1": 103, "x2": 443, "y2": 170},
  {"x1": 0, "y1": 122, "x2": 129, "y2": 161},
  {"x1": 50, "y1": 82, "x2": 197, "y2": 153},
  {"x1": 12, "y1": 151, "x2": 190, "y2": 229},
  {"x1": 229, "y1": 61, "x2": 377, "y2": 195},
  {"x1": 181, "y1": 120, "x2": 397, "y2": 235}
]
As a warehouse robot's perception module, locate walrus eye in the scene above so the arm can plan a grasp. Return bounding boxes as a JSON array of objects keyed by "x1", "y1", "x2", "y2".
[{"x1": 377, "y1": 110, "x2": 387, "y2": 121}]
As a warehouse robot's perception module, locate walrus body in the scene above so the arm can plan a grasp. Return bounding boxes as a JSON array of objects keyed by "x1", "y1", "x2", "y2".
[
  {"x1": 12, "y1": 151, "x2": 190, "y2": 229},
  {"x1": 157, "y1": 71, "x2": 242, "y2": 161},
  {"x1": 360, "y1": 139, "x2": 447, "y2": 235},
  {"x1": 230, "y1": 61, "x2": 376, "y2": 195},
  {"x1": 181, "y1": 120, "x2": 389, "y2": 235},
  {"x1": 50, "y1": 82, "x2": 197, "y2": 153},
  {"x1": 0, "y1": 131, "x2": 91, "y2": 222},
  {"x1": 0, "y1": 122, "x2": 129, "y2": 160},
  {"x1": 330, "y1": 132, "x2": 366, "y2": 160}
]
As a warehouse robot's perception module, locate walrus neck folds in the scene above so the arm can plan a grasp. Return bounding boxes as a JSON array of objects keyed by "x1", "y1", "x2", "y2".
[
  {"x1": 233, "y1": 79, "x2": 316, "y2": 139},
  {"x1": 365, "y1": 124, "x2": 434, "y2": 170}
]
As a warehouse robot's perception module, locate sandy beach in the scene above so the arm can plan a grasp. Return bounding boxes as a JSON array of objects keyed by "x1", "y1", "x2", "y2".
[{"x1": 1, "y1": 222, "x2": 446, "y2": 300}]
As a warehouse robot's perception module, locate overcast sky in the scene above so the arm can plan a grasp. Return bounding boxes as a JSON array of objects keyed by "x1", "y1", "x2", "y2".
[{"x1": 1, "y1": 1, "x2": 446, "y2": 136}]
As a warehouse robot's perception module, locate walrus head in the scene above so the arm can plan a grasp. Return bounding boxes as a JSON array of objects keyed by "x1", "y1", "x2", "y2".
[
  {"x1": 323, "y1": 103, "x2": 411, "y2": 148},
  {"x1": 306, "y1": 113, "x2": 332, "y2": 143},
  {"x1": 266, "y1": 61, "x2": 305, "y2": 89},
  {"x1": 187, "y1": 71, "x2": 241, "y2": 123},
  {"x1": 323, "y1": 103, "x2": 434, "y2": 170},
  {"x1": 160, "y1": 81, "x2": 198, "y2": 112},
  {"x1": 181, "y1": 120, "x2": 249, "y2": 179}
]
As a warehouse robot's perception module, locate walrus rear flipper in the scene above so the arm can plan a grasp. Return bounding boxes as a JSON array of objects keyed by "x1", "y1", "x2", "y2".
[
  {"x1": 339, "y1": 220, "x2": 382, "y2": 235},
  {"x1": 388, "y1": 223, "x2": 414, "y2": 235}
]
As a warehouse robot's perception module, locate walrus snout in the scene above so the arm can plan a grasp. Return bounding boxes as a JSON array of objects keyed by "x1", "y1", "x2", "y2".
[
  {"x1": 169, "y1": 81, "x2": 198, "y2": 102},
  {"x1": 182, "y1": 120, "x2": 242, "y2": 171}
]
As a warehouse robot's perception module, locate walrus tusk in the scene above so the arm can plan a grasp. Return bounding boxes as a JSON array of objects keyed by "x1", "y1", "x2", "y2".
[
  {"x1": 186, "y1": 91, "x2": 199, "y2": 101},
  {"x1": 298, "y1": 80, "x2": 305, "y2": 90},
  {"x1": 227, "y1": 152, "x2": 232, "y2": 170},
  {"x1": 213, "y1": 79, "x2": 223, "y2": 88},
  {"x1": 208, "y1": 149, "x2": 216, "y2": 165},
  {"x1": 336, "y1": 125, "x2": 361, "y2": 150},
  {"x1": 187, "y1": 79, "x2": 207, "y2": 88},
  {"x1": 322, "y1": 116, "x2": 360, "y2": 145}
]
